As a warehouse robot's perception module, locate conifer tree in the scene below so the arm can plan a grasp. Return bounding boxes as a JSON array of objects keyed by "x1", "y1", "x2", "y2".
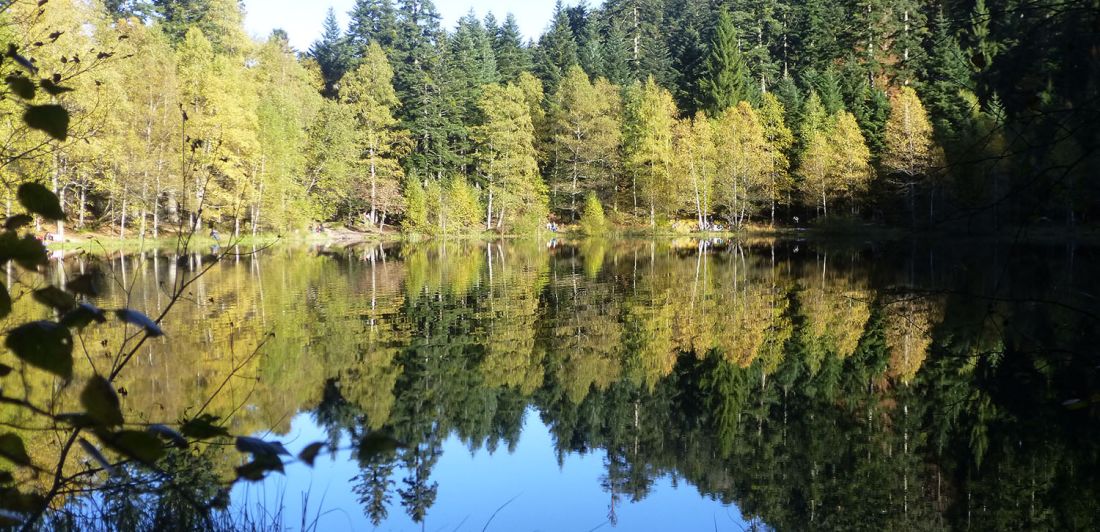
[
  {"x1": 310, "y1": 8, "x2": 351, "y2": 97},
  {"x1": 534, "y1": 1, "x2": 580, "y2": 92},
  {"x1": 493, "y1": 14, "x2": 532, "y2": 83},
  {"x1": 347, "y1": 0, "x2": 399, "y2": 57},
  {"x1": 699, "y1": 10, "x2": 751, "y2": 116}
]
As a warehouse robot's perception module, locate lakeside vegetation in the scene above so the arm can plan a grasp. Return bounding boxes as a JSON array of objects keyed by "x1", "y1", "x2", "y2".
[{"x1": 3, "y1": 0, "x2": 1097, "y2": 241}]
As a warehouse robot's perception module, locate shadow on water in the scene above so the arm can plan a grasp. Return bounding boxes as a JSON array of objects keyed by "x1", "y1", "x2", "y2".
[{"x1": 3, "y1": 237, "x2": 1098, "y2": 530}]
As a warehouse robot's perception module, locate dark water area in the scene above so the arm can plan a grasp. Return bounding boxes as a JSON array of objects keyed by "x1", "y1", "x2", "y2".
[{"x1": 3, "y1": 237, "x2": 1099, "y2": 531}]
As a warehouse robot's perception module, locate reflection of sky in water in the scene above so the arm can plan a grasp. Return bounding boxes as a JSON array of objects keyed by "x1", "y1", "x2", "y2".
[{"x1": 233, "y1": 410, "x2": 746, "y2": 531}]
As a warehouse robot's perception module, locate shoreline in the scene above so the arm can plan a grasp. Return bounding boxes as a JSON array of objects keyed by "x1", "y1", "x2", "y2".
[{"x1": 45, "y1": 223, "x2": 1100, "y2": 254}]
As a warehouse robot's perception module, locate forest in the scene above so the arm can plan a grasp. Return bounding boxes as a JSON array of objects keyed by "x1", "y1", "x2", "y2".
[{"x1": 2, "y1": 0, "x2": 1097, "y2": 239}]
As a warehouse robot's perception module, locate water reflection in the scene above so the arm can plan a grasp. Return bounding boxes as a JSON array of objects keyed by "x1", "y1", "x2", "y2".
[{"x1": 3, "y1": 238, "x2": 1098, "y2": 530}]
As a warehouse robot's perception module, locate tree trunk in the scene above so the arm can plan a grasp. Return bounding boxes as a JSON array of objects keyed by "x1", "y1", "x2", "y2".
[
  {"x1": 119, "y1": 198, "x2": 127, "y2": 240},
  {"x1": 369, "y1": 146, "x2": 377, "y2": 225}
]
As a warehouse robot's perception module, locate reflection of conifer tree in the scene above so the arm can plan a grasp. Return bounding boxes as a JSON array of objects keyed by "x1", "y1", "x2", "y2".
[{"x1": 353, "y1": 454, "x2": 398, "y2": 526}]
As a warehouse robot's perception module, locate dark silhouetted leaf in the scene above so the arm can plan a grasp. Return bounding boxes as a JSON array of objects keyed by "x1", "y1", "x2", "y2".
[
  {"x1": 0, "y1": 231, "x2": 47, "y2": 269},
  {"x1": 81, "y1": 375, "x2": 124, "y2": 427},
  {"x1": 209, "y1": 488, "x2": 231, "y2": 510},
  {"x1": 22, "y1": 105, "x2": 69, "y2": 141},
  {"x1": 235, "y1": 454, "x2": 284, "y2": 482},
  {"x1": 17, "y1": 182, "x2": 65, "y2": 220},
  {"x1": 148, "y1": 424, "x2": 188, "y2": 448},
  {"x1": 298, "y1": 442, "x2": 325, "y2": 467},
  {"x1": 65, "y1": 270, "x2": 105, "y2": 297},
  {"x1": 180, "y1": 414, "x2": 229, "y2": 439},
  {"x1": 96, "y1": 429, "x2": 164, "y2": 465},
  {"x1": 38, "y1": 78, "x2": 73, "y2": 96},
  {"x1": 357, "y1": 431, "x2": 403, "y2": 459},
  {"x1": 60, "y1": 302, "x2": 107, "y2": 329},
  {"x1": 5, "y1": 321, "x2": 73, "y2": 380},
  {"x1": 114, "y1": 309, "x2": 164, "y2": 337},
  {"x1": 56, "y1": 413, "x2": 96, "y2": 428},
  {"x1": 4, "y1": 74, "x2": 34, "y2": 99},
  {"x1": 33, "y1": 286, "x2": 76, "y2": 312},
  {"x1": 78, "y1": 437, "x2": 115, "y2": 475},
  {"x1": 0, "y1": 281, "x2": 10, "y2": 319},
  {"x1": 235, "y1": 436, "x2": 290, "y2": 458},
  {"x1": 3, "y1": 214, "x2": 32, "y2": 230},
  {"x1": 0, "y1": 434, "x2": 31, "y2": 467},
  {"x1": 0, "y1": 488, "x2": 45, "y2": 515}
]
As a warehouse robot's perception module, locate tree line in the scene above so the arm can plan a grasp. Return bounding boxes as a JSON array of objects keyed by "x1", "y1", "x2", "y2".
[{"x1": 3, "y1": 0, "x2": 1096, "y2": 237}]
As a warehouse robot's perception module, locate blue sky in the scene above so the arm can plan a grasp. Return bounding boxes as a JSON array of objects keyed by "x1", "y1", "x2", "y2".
[{"x1": 243, "y1": 0, "x2": 584, "y2": 52}]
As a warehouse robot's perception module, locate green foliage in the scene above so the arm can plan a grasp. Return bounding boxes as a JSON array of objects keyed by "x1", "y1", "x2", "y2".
[
  {"x1": 579, "y1": 192, "x2": 608, "y2": 234},
  {"x1": 699, "y1": 10, "x2": 751, "y2": 116}
]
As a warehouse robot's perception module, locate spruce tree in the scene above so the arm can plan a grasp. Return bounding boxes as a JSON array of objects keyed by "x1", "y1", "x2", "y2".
[
  {"x1": 309, "y1": 8, "x2": 351, "y2": 98},
  {"x1": 534, "y1": 1, "x2": 580, "y2": 92},
  {"x1": 493, "y1": 14, "x2": 532, "y2": 83},
  {"x1": 699, "y1": 10, "x2": 751, "y2": 117},
  {"x1": 347, "y1": 0, "x2": 399, "y2": 57}
]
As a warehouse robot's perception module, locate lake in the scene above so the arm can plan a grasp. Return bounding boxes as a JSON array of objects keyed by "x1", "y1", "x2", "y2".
[{"x1": 4, "y1": 237, "x2": 1099, "y2": 531}]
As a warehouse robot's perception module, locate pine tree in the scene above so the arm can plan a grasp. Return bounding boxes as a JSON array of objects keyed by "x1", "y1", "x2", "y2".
[
  {"x1": 310, "y1": 8, "x2": 351, "y2": 97},
  {"x1": 493, "y1": 14, "x2": 532, "y2": 83},
  {"x1": 922, "y1": 7, "x2": 973, "y2": 139},
  {"x1": 347, "y1": 0, "x2": 399, "y2": 57},
  {"x1": 699, "y1": 10, "x2": 751, "y2": 117},
  {"x1": 601, "y1": 18, "x2": 634, "y2": 87},
  {"x1": 534, "y1": 1, "x2": 579, "y2": 92},
  {"x1": 448, "y1": 12, "x2": 499, "y2": 168}
]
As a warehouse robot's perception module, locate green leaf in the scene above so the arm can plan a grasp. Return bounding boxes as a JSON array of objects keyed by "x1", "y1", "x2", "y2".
[
  {"x1": 5, "y1": 321, "x2": 73, "y2": 380},
  {"x1": 38, "y1": 79, "x2": 73, "y2": 96},
  {"x1": 0, "y1": 231, "x2": 48, "y2": 270},
  {"x1": 3, "y1": 214, "x2": 33, "y2": 230},
  {"x1": 33, "y1": 286, "x2": 76, "y2": 312},
  {"x1": 96, "y1": 429, "x2": 165, "y2": 466},
  {"x1": 81, "y1": 375, "x2": 124, "y2": 427},
  {"x1": 23, "y1": 105, "x2": 69, "y2": 141},
  {"x1": 115, "y1": 309, "x2": 164, "y2": 337},
  {"x1": 0, "y1": 434, "x2": 31, "y2": 467},
  {"x1": 4, "y1": 75, "x2": 34, "y2": 99},
  {"x1": 17, "y1": 183, "x2": 65, "y2": 220},
  {"x1": 60, "y1": 302, "x2": 108, "y2": 329},
  {"x1": 179, "y1": 414, "x2": 229, "y2": 440},
  {"x1": 298, "y1": 442, "x2": 325, "y2": 467},
  {"x1": 0, "y1": 281, "x2": 11, "y2": 319}
]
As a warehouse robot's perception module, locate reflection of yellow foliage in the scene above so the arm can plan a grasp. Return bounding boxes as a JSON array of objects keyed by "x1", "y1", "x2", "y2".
[
  {"x1": 885, "y1": 297, "x2": 944, "y2": 383},
  {"x1": 801, "y1": 279, "x2": 872, "y2": 360}
]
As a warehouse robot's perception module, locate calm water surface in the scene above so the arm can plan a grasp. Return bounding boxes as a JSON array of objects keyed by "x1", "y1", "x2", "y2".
[{"x1": 5, "y1": 238, "x2": 1099, "y2": 531}]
